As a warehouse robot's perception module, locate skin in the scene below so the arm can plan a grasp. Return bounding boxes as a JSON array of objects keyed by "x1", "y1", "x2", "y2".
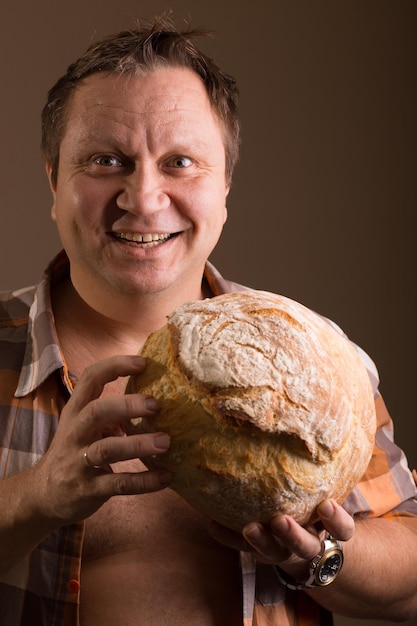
[
  {"x1": 48, "y1": 68, "x2": 229, "y2": 326},
  {"x1": 210, "y1": 398, "x2": 417, "y2": 620},
  {"x1": 1, "y1": 66, "x2": 417, "y2": 623},
  {"x1": 0, "y1": 357, "x2": 170, "y2": 570}
]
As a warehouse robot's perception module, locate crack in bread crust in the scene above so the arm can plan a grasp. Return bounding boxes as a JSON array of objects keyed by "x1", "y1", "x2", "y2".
[{"x1": 127, "y1": 291, "x2": 376, "y2": 531}]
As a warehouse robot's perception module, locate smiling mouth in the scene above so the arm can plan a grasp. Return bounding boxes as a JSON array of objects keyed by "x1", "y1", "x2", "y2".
[{"x1": 112, "y1": 232, "x2": 178, "y2": 248}]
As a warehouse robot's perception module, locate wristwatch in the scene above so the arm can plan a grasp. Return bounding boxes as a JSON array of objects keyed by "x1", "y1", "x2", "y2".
[{"x1": 274, "y1": 535, "x2": 344, "y2": 590}]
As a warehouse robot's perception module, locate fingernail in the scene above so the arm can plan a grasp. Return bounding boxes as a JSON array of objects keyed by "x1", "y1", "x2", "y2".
[
  {"x1": 145, "y1": 396, "x2": 159, "y2": 411},
  {"x1": 154, "y1": 433, "x2": 170, "y2": 450},
  {"x1": 244, "y1": 523, "x2": 262, "y2": 541},
  {"x1": 272, "y1": 515, "x2": 290, "y2": 534},
  {"x1": 318, "y1": 499, "x2": 335, "y2": 519},
  {"x1": 132, "y1": 356, "x2": 146, "y2": 367}
]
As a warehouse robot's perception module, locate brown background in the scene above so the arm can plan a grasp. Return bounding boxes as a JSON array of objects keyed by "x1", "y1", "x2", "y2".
[{"x1": 1, "y1": 2, "x2": 416, "y2": 623}]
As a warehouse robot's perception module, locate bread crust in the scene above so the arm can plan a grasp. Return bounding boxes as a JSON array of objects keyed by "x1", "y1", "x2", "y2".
[{"x1": 127, "y1": 291, "x2": 376, "y2": 531}]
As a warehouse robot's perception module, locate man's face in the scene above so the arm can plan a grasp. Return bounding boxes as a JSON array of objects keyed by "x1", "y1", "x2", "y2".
[{"x1": 48, "y1": 67, "x2": 229, "y2": 304}]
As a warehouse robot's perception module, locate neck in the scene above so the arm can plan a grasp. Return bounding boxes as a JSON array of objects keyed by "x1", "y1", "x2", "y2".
[{"x1": 52, "y1": 274, "x2": 209, "y2": 376}]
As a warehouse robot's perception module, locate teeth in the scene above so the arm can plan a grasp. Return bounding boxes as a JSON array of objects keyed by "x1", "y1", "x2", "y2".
[{"x1": 117, "y1": 232, "x2": 171, "y2": 245}]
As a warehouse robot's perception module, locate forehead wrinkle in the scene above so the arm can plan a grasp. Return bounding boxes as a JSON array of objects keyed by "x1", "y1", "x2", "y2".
[
  {"x1": 66, "y1": 70, "x2": 225, "y2": 156},
  {"x1": 73, "y1": 68, "x2": 215, "y2": 124},
  {"x1": 81, "y1": 97, "x2": 211, "y2": 133}
]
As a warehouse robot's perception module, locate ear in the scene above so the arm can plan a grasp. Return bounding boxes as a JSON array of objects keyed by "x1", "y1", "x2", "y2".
[
  {"x1": 45, "y1": 162, "x2": 58, "y2": 221},
  {"x1": 223, "y1": 203, "x2": 228, "y2": 226},
  {"x1": 223, "y1": 182, "x2": 231, "y2": 224}
]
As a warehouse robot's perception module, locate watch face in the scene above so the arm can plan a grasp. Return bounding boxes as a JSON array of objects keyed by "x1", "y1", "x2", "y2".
[{"x1": 317, "y1": 552, "x2": 343, "y2": 585}]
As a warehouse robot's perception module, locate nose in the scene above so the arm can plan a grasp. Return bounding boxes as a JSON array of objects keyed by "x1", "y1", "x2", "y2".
[{"x1": 116, "y1": 164, "x2": 170, "y2": 215}]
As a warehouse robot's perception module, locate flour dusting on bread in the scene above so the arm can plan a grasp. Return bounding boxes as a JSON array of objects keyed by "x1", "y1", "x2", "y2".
[{"x1": 127, "y1": 291, "x2": 376, "y2": 531}]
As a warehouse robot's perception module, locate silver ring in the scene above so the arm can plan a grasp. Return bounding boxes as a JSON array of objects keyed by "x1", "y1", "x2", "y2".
[{"x1": 83, "y1": 445, "x2": 103, "y2": 470}]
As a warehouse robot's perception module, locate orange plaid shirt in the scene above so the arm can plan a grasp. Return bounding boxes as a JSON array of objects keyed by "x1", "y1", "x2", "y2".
[{"x1": 1, "y1": 251, "x2": 416, "y2": 625}]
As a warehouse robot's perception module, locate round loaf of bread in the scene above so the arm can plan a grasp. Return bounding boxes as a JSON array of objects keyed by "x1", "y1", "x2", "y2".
[{"x1": 127, "y1": 290, "x2": 376, "y2": 531}]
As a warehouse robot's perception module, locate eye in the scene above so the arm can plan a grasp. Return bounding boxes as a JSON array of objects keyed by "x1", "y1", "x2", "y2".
[
  {"x1": 93, "y1": 155, "x2": 122, "y2": 168},
  {"x1": 169, "y1": 156, "x2": 193, "y2": 169}
]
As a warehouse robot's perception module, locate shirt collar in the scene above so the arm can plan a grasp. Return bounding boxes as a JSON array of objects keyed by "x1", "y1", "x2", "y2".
[
  {"x1": 204, "y1": 260, "x2": 253, "y2": 297},
  {"x1": 15, "y1": 251, "x2": 70, "y2": 397},
  {"x1": 15, "y1": 253, "x2": 250, "y2": 398}
]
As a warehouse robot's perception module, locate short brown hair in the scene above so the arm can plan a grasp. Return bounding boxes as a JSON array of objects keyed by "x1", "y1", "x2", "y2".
[{"x1": 41, "y1": 15, "x2": 240, "y2": 185}]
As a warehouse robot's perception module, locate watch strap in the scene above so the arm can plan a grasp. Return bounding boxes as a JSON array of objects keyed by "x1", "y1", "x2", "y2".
[{"x1": 273, "y1": 563, "x2": 312, "y2": 591}]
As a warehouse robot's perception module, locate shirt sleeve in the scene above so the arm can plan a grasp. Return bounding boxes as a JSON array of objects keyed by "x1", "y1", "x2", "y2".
[
  {"x1": 343, "y1": 394, "x2": 417, "y2": 519},
  {"x1": 320, "y1": 316, "x2": 417, "y2": 520},
  {"x1": 203, "y1": 264, "x2": 417, "y2": 521}
]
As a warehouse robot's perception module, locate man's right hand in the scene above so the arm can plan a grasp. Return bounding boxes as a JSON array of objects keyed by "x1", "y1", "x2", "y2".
[{"x1": 0, "y1": 355, "x2": 171, "y2": 576}]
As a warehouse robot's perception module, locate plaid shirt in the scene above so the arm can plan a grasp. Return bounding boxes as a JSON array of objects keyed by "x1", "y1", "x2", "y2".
[{"x1": 1, "y1": 251, "x2": 416, "y2": 626}]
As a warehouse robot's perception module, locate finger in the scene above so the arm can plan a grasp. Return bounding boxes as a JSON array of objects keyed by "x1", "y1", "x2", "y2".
[
  {"x1": 242, "y1": 520, "x2": 291, "y2": 563},
  {"x1": 242, "y1": 522, "x2": 285, "y2": 561},
  {"x1": 270, "y1": 515, "x2": 323, "y2": 559},
  {"x1": 77, "y1": 392, "x2": 160, "y2": 442},
  {"x1": 243, "y1": 516, "x2": 322, "y2": 563},
  {"x1": 93, "y1": 467, "x2": 172, "y2": 497},
  {"x1": 208, "y1": 521, "x2": 252, "y2": 552},
  {"x1": 316, "y1": 499, "x2": 355, "y2": 541},
  {"x1": 69, "y1": 355, "x2": 146, "y2": 412},
  {"x1": 85, "y1": 432, "x2": 170, "y2": 467}
]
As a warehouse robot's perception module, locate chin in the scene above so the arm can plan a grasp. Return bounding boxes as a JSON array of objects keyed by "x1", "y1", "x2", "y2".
[{"x1": 107, "y1": 271, "x2": 177, "y2": 298}]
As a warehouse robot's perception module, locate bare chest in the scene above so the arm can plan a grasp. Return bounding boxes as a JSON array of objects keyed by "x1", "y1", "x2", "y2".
[
  {"x1": 81, "y1": 459, "x2": 215, "y2": 559},
  {"x1": 80, "y1": 459, "x2": 243, "y2": 625}
]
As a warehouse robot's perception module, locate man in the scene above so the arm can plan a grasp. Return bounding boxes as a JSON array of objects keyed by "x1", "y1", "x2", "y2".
[{"x1": 0, "y1": 16, "x2": 416, "y2": 626}]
